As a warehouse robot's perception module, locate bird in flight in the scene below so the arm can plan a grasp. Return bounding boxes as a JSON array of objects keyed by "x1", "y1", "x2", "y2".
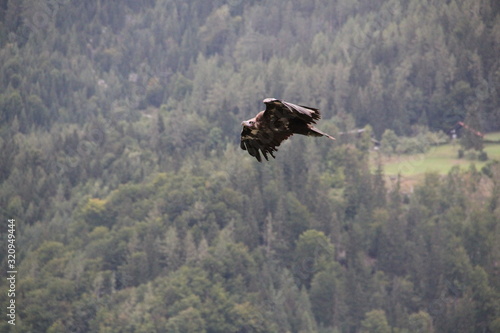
[{"x1": 240, "y1": 98, "x2": 335, "y2": 162}]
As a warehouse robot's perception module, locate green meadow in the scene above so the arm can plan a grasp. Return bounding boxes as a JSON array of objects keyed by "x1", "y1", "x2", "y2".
[
  {"x1": 375, "y1": 132, "x2": 500, "y2": 176},
  {"x1": 484, "y1": 131, "x2": 500, "y2": 142}
]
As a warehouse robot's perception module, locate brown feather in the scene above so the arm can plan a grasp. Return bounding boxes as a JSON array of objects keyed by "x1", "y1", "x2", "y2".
[{"x1": 240, "y1": 98, "x2": 335, "y2": 162}]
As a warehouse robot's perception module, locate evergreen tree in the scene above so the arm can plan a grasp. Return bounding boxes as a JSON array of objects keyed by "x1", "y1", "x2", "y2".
[
  {"x1": 360, "y1": 309, "x2": 391, "y2": 333},
  {"x1": 1, "y1": 1, "x2": 500, "y2": 331},
  {"x1": 460, "y1": 102, "x2": 484, "y2": 151}
]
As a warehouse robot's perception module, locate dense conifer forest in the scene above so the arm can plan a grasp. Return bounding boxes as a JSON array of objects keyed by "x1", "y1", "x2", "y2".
[{"x1": 0, "y1": 0, "x2": 499, "y2": 332}]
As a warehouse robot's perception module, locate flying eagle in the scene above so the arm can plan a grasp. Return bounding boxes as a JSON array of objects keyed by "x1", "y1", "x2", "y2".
[{"x1": 240, "y1": 98, "x2": 335, "y2": 162}]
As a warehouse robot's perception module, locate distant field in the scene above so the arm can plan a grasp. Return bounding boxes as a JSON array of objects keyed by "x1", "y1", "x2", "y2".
[
  {"x1": 374, "y1": 132, "x2": 500, "y2": 177},
  {"x1": 484, "y1": 132, "x2": 500, "y2": 142}
]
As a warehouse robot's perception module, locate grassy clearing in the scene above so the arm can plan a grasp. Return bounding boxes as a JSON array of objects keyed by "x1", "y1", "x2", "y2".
[
  {"x1": 373, "y1": 132, "x2": 500, "y2": 177},
  {"x1": 484, "y1": 132, "x2": 500, "y2": 142}
]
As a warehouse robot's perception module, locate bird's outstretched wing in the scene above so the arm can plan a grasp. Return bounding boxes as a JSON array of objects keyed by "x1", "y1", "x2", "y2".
[
  {"x1": 262, "y1": 98, "x2": 321, "y2": 127},
  {"x1": 241, "y1": 98, "x2": 321, "y2": 162},
  {"x1": 240, "y1": 121, "x2": 292, "y2": 162}
]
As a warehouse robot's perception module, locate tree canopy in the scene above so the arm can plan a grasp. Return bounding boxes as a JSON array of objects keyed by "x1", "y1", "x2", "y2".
[{"x1": 0, "y1": 0, "x2": 499, "y2": 332}]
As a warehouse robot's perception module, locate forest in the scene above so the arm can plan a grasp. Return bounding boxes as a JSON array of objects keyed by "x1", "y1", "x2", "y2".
[{"x1": 0, "y1": 0, "x2": 499, "y2": 332}]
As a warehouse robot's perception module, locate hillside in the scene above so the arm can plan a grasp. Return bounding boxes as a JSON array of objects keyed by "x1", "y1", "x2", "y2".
[{"x1": 1, "y1": 0, "x2": 500, "y2": 332}]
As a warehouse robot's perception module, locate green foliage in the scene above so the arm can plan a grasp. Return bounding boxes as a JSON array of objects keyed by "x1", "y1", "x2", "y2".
[
  {"x1": 0, "y1": 90, "x2": 23, "y2": 123},
  {"x1": 461, "y1": 103, "x2": 484, "y2": 151},
  {"x1": 479, "y1": 150, "x2": 489, "y2": 161},
  {"x1": 408, "y1": 311, "x2": 434, "y2": 333},
  {"x1": 310, "y1": 264, "x2": 342, "y2": 327},
  {"x1": 361, "y1": 309, "x2": 391, "y2": 333},
  {"x1": 80, "y1": 198, "x2": 113, "y2": 227},
  {"x1": 165, "y1": 307, "x2": 206, "y2": 333},
  {"x1": 294, "y1": 229, "x2": 335, "y2": 287},
  {"x1": 1, "y1": 0, "x2": 499, "y2": 332},
  {"x1": 35, "y1": 241, "x2": 65, "y2": 265},
  {"x1": 381, "y1": 127, "x2": 448, "y2": 156},
  {"x1": 381, "y1": 129, "x2": 399, "y2": 155}
]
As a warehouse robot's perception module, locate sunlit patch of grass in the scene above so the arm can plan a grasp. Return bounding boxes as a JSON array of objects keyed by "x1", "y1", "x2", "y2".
[
  {"x1": 484, "y1": 142, "x2": 500, "y2": 156},
  {"x1": 373, "y1": 132, "x2": 500, "y2": 176},
  {"x1": 484, "y1": 132, "x2": 500, "y2": 141}
]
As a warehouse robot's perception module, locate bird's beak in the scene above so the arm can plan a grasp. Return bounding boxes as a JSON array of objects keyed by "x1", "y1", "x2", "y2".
[{"x1": 241, "y1": 121, "x2": 250, "y2": 128}]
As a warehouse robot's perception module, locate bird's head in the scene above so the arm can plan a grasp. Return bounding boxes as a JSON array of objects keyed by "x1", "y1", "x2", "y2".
[{"x1": 241, "y1": 118, "x2": 256, "y2": 129}]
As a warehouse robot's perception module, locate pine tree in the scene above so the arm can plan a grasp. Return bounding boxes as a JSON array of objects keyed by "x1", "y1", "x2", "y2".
[
  {"x1": 360, "y1": 309, "x2": 391, "y2": 333},
  {"x1": 460, "y1": 102, "x2": 484, "y2": 151}
]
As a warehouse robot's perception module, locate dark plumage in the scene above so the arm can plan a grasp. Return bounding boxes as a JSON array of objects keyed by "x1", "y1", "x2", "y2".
[{"x1": 240, "y1": 98, "x2": 335, "y2": 162}]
